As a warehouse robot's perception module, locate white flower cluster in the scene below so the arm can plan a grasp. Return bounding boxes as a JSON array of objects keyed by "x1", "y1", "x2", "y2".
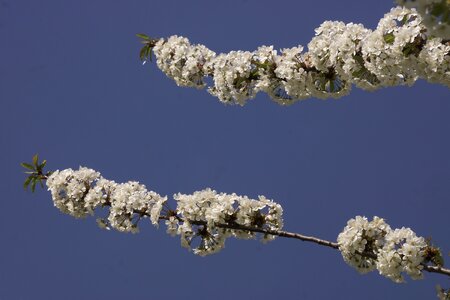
[
  {"x1": 153, "y1": 35, "x2": 216, "y2": 88},
  {"x1": 362, "y1": 7, "x2": 428, "y2": 87},
  {"x1": 338, "y1": 216, "x2": 428, "y2": 282},
  {"x1": 173, "y1": 188, "x2": 283, "y2": 256},
  {"x1": 377, "y1": 227, "x2": 427, "y2": 282},
  {"x1": 107, "y1": 181, "x2": 166, "y2": 233},
  {"x1": 337, "y1": 216, "x2": 390, "y2": 274},
  {"x1": 47, "y1": 168, "x2": 284, "y2": 255},
  {"x1": 397, "y1": 0, "x2": 450, "y2": 39},
  {"x1": 46, "y1": 167, "x2": 167, "y2": 233},
  {"x1": 150, "y1": 7, "x2": 449, "y2": 105},
  {"x1": 206, "y1": 46, "x2": 277, "y2": 105},
  {"x1": 270, "y1": 46, "x2": 310, "y2": 104},
  {"x1": 46, "y1": 167, "x2": 101, "y2": 218},
  {"x1": 308, "y1": 21, "x2": 371, "y2": 92}
]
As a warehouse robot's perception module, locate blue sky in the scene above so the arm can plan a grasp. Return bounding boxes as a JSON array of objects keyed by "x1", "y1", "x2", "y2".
[{"x1": 1, "y1": 0, "x2": 449, "y2": 299}]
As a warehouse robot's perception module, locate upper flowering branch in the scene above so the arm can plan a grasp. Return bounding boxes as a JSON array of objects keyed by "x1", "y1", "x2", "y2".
[{"x1": 139, "y1": 7, "x2": 449, "y2": 106}]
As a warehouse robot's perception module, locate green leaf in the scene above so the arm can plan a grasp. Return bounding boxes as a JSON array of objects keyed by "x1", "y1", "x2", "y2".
[
  {"x1": 32, "y1": 154, "x2": 39, "y2": 167},
  {"x1": 139, "y1": 46, "x2": 148, "y2": 61},
  {"x1": 383, "y1": 33, "x2": 395, "y2": 44},
  {"x1": 21, "y1": 162, "x2": 35, "y2": 170},
  {"x1": 39, "y1": 159, "x2": 47, "y2": 170},
  {"x1": 23, "y1": 176, "x2": 32, "y2": 190},
  {"x1": 353, "y1": 54, "x2": 365, "y2": 66},
  {"x1": 145, "y1": 46, "x2": 153, "y2": 61},
  {"x1": 31, "y1": 178, "x2": 37, "y2": 193},
  {"x1": 136, "y1": 33, "x2": 150, "y2": 40},
  {"x1": 39, "y1": 178, "x2": 44, "y2": 189}
]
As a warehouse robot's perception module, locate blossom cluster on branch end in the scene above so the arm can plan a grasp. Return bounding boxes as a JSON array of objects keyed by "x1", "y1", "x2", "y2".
[{"x1": 338, "y1": 216, "x2": 437, "y2": 283}]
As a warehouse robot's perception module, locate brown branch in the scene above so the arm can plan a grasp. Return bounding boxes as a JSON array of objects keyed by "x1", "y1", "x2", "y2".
[
  {"x1": 423, "y1": 265, "x2": 450, "y2": 276},
  {"x1": 158, "y1": 215, "x2": 450, "y2": 277},
  {"x1": 214, "y1": 222, "x2": 339, "y2": 249}
]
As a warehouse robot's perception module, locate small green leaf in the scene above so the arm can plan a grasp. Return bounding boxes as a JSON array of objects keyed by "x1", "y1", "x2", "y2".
[
  {"x1": 31, "y1": 178, "x2": 37, "y2": 193},
  {"x1": 23, "y1": 176, "x2": 32, "y2": 190},
  {"x1": 353, "y1": 54, "x2": 365, "y2": 66},
  {"x1": 401, "y1": 15, "x2": 408, "y2": 26},
  {"x1": 136, "y1": 33, "x2": 150, "y2": 40},
  {"x1": 383, "y1": 33, "x2": 395, "y2": 44},
  {"x1": 330, "y1": 80, "x2": 335, "y2": 93},
  {"x1": 39, "y1": 160, "x2": 47, "y2": 171},
  {"x1": 21, "y1": 162, "x2": 35, "y2": 170},
  {"x1": 139, "y1": 46, "x2": 148, "y2": 61},
  {"x1": 39, "y1": 178, "x2": 44, "y2": 189},
  {"x1": 145, "y1": 46, "x2": 153, "y2": 61},
  {"x1": 32, "y1": 154, "x2": 39, "y2": 167}
]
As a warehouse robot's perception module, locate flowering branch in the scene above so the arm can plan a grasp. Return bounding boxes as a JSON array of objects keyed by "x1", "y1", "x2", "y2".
[
  {"x1": 21, "y1": 157, "x2": 449, "y2": 281},
  {"x1": 138, "y1": 6, "x2": 449, "y2": 106}
]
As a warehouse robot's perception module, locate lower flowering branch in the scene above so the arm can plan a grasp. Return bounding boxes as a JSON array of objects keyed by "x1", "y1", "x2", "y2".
[{"x1": 21, "y1": 158, "x2": 450, "y2": 296}]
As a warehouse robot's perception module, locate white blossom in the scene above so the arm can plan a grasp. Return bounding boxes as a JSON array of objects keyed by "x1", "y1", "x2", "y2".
[
  {"x1": 84, "y1": 178, "x2": 118, "y2": 212},
  {"x1": 271, "y1": 46, "x2": 311, "y2": 104},
  {"x1": 153, "y1": 35, "x2": 216, "y2": 88},
  {"x1": 172, "y1": 188, "x2": 284, "y2": 255},
  {"x1": 376, "y1": 227, "x2": 427, "y2": 282},
  {"x1": 47, "y1": 167, "x2": 167, "y2": 232},
  {"x1": 107, "y1": 181, "x2": 167, "y2": 233},
  {"x1": 418, "y1": 37, "x2": 450, "y2": 87},
  {"x1": 337, "y1": 216, "x2": 391, "y2": 274},
  {"x1": 165, "y1": 216, "x2": 179, "y2": 236},
  {"x1": 46, "y1": 167, "x2": 101, "y2": 218},
  {"x1": 362, "y1": 7, "x2": 426, "y2": 87},
  {"x1": 206, "y1": 50, "x2": 257, "y2": 105},
  {"x1": 338, "y1": 216, "x2": 429, "y2": 283}
]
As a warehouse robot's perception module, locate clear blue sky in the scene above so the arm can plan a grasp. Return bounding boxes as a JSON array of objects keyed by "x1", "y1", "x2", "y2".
[{"x1": 1, "y1": 0, "x2": 449, "y2": 299}]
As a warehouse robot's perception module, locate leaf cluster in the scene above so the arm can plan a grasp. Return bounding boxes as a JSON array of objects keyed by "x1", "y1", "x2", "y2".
[
  {"x1": 424, "y1": 237, "x2": 445, "y2": 267},
  {"x1": 21, "y1": 154, "x2": 52, "y2": 192},
  {"x1": 136, "y1": 33, "x2": 158, "y2": 63}
]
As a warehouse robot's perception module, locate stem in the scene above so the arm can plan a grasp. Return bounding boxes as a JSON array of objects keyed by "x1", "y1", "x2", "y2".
[{"x1": 216, "y1": 222, "x2": 339, "y2": 249}]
